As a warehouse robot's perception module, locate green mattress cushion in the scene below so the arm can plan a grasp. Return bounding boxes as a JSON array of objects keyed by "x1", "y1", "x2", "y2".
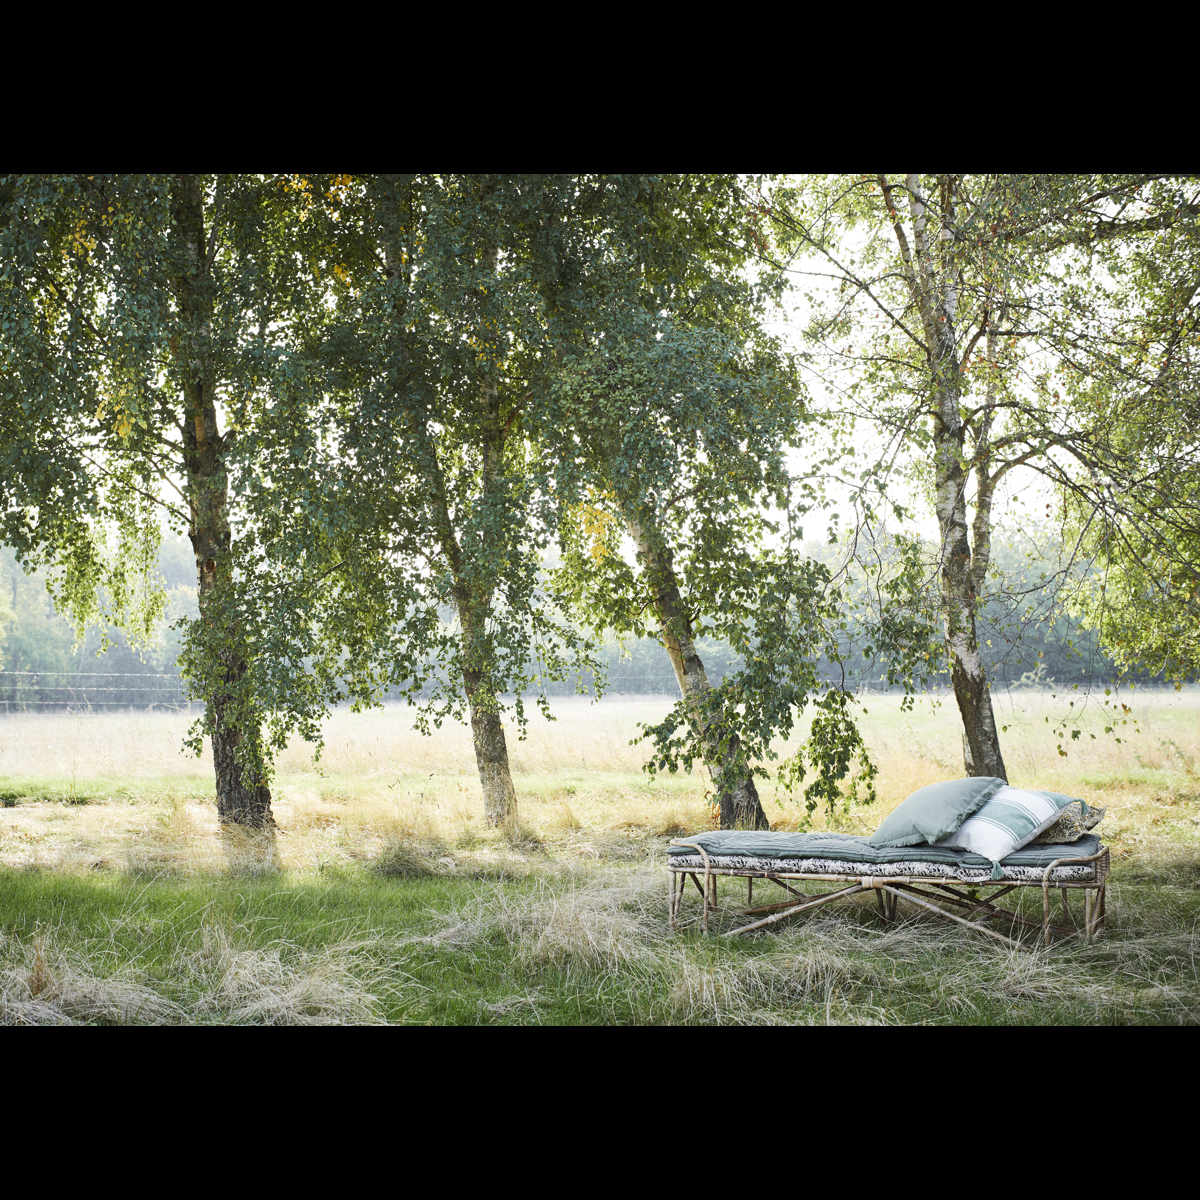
[
  {"x1": 868, "y1": 776, "x2": 1008, "y2": 847},
  {"x1": 666, "y1": 830, "x2": 1101, "y2": 868},
  {"x1": 996, "y1": 833, "x2": 1103, "y2": 866}
]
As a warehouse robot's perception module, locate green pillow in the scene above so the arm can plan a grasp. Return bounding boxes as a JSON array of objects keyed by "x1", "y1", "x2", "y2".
[{"x1": 869, "y1": 777, "x2": 1007, "y2": 847}]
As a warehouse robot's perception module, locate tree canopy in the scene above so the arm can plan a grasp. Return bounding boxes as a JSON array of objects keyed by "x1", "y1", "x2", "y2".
[
  {"x1": 3, "y1": 173, "x2": 1197, "y2": 845},
  {"x1": 0, "y1": 174, "x2": 320, "y2": 851},
  {"x1": 220, "y1": 175, "x2": 885, "y2": 828}
]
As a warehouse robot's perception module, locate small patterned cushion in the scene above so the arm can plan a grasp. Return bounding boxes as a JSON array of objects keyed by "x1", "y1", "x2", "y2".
[{"x1": 1029, "y1": 801, "x2": 1106, "y2": 845}]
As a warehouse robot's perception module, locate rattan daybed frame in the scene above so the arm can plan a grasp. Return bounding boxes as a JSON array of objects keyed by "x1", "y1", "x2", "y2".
[{"x1": 667, "y1": 839, "x2": 1110, "y2": 947}]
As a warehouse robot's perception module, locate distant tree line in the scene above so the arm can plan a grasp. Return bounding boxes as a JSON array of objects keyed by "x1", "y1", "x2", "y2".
[{"x1": 3, "y1": 526, "x2": 1146, "y2": 712}]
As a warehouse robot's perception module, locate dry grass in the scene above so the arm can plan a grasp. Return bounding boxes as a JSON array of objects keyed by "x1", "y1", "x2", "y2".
[
  {"x1": 0, "y1": 926, "x2": 183, "y2": 1025},
  {"x1": 0, "y1": 708, "x2": 216, "y2": 782},
  {"x1": 0, "y1": 918, "x2": 400, "y2": 1026},
  {"x1": 4, "y1": 690, "x2": 1197, "y2": 877},
  {"x1": 418, "y1": 862, "x2": 1200, "y2": 1024},
  {"x1": 781, "y1": 688, "x2": 1200, "y2": 864},
  {"x1": 179, "y1": 923, "x2": 391, "y2": 1025},
  {"x1": 0, "y1": 698, "x2": 715, "y2": 876},
  {"x1": 7, "y1": 855, "x2": 1195, "y2": 1024},
  {"x1": 439, "y1": 866, "x2": 665, "y2": 972}
]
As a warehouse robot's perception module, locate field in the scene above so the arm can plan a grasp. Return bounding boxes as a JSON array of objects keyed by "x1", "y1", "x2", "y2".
[{"x1": 2, "y1": 688, "x2": 1198, "y2": 1025}]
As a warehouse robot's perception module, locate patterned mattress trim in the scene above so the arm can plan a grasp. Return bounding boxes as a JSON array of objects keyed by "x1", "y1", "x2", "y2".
[{"x1": 667, "y1": 854, "x2": 1098, "y2": 883}]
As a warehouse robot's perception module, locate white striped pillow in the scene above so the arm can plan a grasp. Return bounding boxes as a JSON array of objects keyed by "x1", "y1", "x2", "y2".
[{"x1": 934, "y1": 786, "x2": 1067, "y2": 864}]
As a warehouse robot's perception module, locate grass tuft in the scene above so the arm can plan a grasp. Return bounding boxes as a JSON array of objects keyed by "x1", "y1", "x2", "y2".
[
  {"x1": 374, "y1": 836, "x2": 456, "y2": 879},
  {"x1": 1, "y1": 927, "x2": 183, "y2": 1026},
  {"x1": 181, "y1": 923, "x2": 390, "y2": 1026}
]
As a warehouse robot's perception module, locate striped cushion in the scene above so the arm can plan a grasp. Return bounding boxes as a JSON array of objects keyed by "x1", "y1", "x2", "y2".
[{"x1": 935, "y1": 786, "x2": 1068, "y2": 866}]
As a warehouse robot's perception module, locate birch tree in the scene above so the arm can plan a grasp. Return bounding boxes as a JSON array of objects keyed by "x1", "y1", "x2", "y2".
[
  {"x1": 545, "y1": 177, "x2": 886, "y2": 828},
  {"x1": 232, "y1": 174, "x2": 608, "y2": 828},
  {"x1": 232, "y1": 174, "x2": 879, "y2": 831},
  {"x1": 1048, "y1": 182, "x2": 1200, "y2": 683},
  {"x1": 772, "y1": 173, "x2": 1200, "y2": 776},
  {"x1": 0, "y1": 174, "x2": 313, "y2": 856}
]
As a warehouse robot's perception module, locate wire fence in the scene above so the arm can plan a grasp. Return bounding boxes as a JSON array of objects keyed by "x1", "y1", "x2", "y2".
[
  {"x1": 510, "y1": 676, "x2": 680, "y2": 698},
  {"x1": 0, "y1": 670, "x2": 685, "y2": 715},
  {"x1": 0, "y1": 671, "x2": 198, "y2": 714}
]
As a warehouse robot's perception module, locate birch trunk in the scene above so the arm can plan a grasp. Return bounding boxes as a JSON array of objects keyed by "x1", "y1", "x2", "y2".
[
  {"x1": 463, "y1": 248, "x2": 520, "y2": 827},
  {"x1": 407, "y1": 407, "x2": 520, "y2": 828},
  {"x1": 898, "y1": 175, "x2": 1007, "y2": 781},
  {"x1": 932, "y1": 383, "x2": 1006, "y2": 780},
  {"x1": 621, "y1": 504, "x2": 768, "y2": 829},
  {"x1": 170, "y1": 176, "x2": 278, "y2": 852},
  {"x1": 461, "y1": 611, "x2": 519, "y2": 827},
  {"x1": 389, "y1": 227, "x2": 520, "y2": 828}
]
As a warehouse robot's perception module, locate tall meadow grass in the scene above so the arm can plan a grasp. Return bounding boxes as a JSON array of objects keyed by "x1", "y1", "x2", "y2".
[{"x1": 1, "y1": 689, "x2": 1197, "y2": 1024}]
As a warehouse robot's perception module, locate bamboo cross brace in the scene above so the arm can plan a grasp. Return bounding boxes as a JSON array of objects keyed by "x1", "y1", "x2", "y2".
[
  {"x1": 763, "y1": 874, "x2": 808, "y2": 900},
  {"x1": 723, "y1": 884, "x2": 866, "y2": 937},
  {"x1": 961, "y1": 884, "x2": 1020, "y2": 922},
  {"x1": 741, "y1": 892, "x2": 819, "y2": 916},
  {"x1": 902, "y1": 883, "x2": 1075, "y2": 936},
  {"x1": 880, "y1": 885, "x2": 1023, "y2": 949},
  {"x1": 934, "y1": 882, "x2": 1019, "y2": 920},
  {"x1": 932, "y1": 882, "x2": 1030, "y2": 925},
  {"x1": 899, "y1": 882, "x2": 1074, "y2": 937}
]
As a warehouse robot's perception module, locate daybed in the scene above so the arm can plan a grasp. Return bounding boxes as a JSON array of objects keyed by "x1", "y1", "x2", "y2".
[{"x1": 667, "y1": 779, "x2": 1109, "y2": 947}]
